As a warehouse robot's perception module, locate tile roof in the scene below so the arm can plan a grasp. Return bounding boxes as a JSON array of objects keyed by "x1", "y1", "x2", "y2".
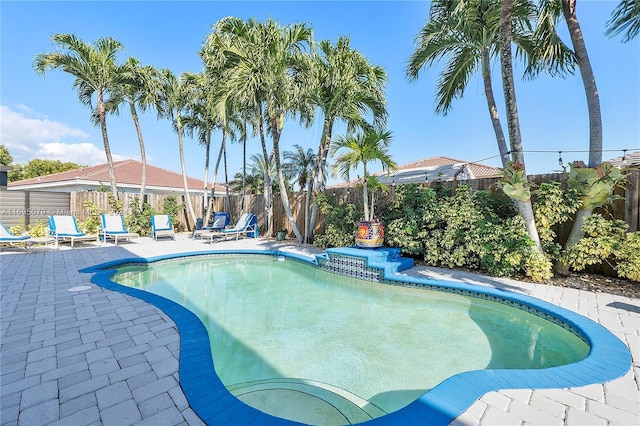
[
  {"x1": 8, "y1": 159, "x2": 226, "y2": 192},
  {"x1": 607, "y1": 151, "x2": 640, "y2": 167},
  {"x1": 329, "y1": 156, "x2": 502, "y2": 188}
]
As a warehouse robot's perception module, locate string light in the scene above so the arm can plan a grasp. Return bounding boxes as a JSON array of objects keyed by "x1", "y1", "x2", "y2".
[
  {"x1": 469, "y1": 148, "x2": 637, "y2": 167},
  {"x1": 424, "y1": 172, "x2": 428, "y2": 181},
  {"x1": 558, "y1": 151, "x2": 563, "y2": 166}
]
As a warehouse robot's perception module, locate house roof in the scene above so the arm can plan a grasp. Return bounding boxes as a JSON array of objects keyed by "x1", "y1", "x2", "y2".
[
  {"x1": 329, "y1": 156, "x2": 503, "y2": 188},
  {"x1": 8, "y1": 159, "x2": 227, "y2": 193},
  {"x1": 607, "y1": 151, "x2": 640, "y2": 167}
]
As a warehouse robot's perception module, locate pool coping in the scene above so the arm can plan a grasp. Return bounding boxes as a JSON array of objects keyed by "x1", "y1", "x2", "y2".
[{"x1": 80, "y1": 249, "x2": 632, "y2": 426}]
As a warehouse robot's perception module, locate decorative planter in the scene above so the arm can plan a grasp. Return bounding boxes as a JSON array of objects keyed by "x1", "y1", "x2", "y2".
[
  {"x1": 277, "y1": 231, "x2": 287, "y2": 241},
  {"x1": 355, "y1": 221, "x2": 384, "y2": 248}
]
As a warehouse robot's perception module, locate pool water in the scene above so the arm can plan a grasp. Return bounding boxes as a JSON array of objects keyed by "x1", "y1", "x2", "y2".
[{"x1": 114, "y1": 255, "x2": 589, "y2": 424}]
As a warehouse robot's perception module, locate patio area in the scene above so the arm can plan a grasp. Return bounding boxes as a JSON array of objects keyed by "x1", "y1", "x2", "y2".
[{"x1": 1, "y1": 234, "x2": 638, "y2": 426}]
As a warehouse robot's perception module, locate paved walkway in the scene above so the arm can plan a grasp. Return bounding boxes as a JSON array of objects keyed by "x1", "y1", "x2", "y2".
[{"x1": 1, "y1": 235, "x2": 638, "y2": 425}]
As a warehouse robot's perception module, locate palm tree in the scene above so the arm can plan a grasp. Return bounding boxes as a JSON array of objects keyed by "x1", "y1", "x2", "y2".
[
  {"x1": 499, "y1": 0, "x2": 543, "y2": 254},
  {"x1": 202, "y1": 18, "x2": 275, "y2": 236},
  {"x1": 306, "y1": 37, "x2": 388, "y2": 243},
  {"x1": 108, "y1": 58, "x2": 162, "y2": 208},
  {"x1": 33, "y1": 34, "x2": 124, "y2": 197},
  {"x1": 330, "y1": 129, "x2": 397, "y2": 222},
  {"x1": 407, "y1": 0, "x2": 573, "y2": 169},
  {"x1": 606, "y1": 0, "x2": 640, "y2": 43},
  {"x1": 158, "y1": 68, "x2": 198, "y2": 227},
  {"x1": 283, "y1": 145, "x2": 316, "y2": 195},
  {"x1": 538, "y1": 0, "x2": 602, "y2": 168},
  {"x1": 202, "y1": 17, "x2": 313, "y2": 241},
  {"x1": 283, "y1": 145, "x2": 317, "y2": 237},
  {"x1": 537, "y1": 0, "x2": 611, "y2": 269},
  {"x1": 181, "y1": 71, "x2": 222, "y2": 220}
]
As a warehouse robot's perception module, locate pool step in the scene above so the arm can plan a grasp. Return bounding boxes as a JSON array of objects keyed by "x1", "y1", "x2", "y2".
[{"x1": 317, "y1": 246, "x2": 414, "y2": 281}]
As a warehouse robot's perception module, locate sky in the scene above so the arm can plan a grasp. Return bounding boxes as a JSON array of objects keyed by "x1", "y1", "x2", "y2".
[{"x1": 1, "y1": 0, "x2": 639, "y2": 188}]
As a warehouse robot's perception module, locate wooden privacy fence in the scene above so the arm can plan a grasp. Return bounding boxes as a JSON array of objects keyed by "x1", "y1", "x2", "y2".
[{"x1": 1, "y1": 171, "x2": 638, "y2": 234}]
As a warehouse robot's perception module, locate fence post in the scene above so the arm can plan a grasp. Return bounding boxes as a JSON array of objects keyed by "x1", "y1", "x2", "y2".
[{"x1": 626, "y1": 170, "x2": 639, "y2": 232}]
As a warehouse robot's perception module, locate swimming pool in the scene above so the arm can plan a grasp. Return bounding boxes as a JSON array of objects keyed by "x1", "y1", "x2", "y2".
[{"x1": 83, "y1": 250, "x2": 631, "y2": 425}]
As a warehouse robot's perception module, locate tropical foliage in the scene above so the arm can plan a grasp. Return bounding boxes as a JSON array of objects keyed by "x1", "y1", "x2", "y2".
[
  {"x1": 33, "y1": 34, "x2": 125, "y2": 197},
  {"x1": 5, "y1": 158, "x2": 83, "y2": 182},
  {"x1": 330, "y1": 129, "x2": 397, "y2": 221},
  {"x1": 29, "y1": 13, "x2": 637, "y2": 285}
]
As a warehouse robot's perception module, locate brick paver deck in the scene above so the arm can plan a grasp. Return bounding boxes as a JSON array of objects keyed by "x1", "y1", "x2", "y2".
[{"x1": 1, "y1": 235, "x2": 638, "y2": 425}]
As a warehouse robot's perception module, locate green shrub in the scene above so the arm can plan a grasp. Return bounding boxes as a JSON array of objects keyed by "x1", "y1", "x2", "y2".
[
  {"x1": 533, "y1": 181, "x2": 581, "y2": 261},
  {"x1": 312, "y1": 193, "x2": 360, "y2": 249},
  {"x1": 564, "y1": 214, "x2": 640, "y2": 281},
  {"x1": 126, "y1": 197, "x2": 156, "y2": 237},
  {"x1": 162, "y1": 196, "x2": 185, "y2": 232},
  {"x1": 9, "y1": 220, "x2": 26, "y2": 236},
  {"x1": 27, "y1": 220, "x2": 49, "y2": 238},
  {"x1": 615, "y1": 232, "x2": 640, "y2": 281},
  {"x1": 385, "y1": 184, "x2": 539, "y2": 278},
  {"x1": 79, "y1": 200, "x2": 102, "y2": 234},
  {"x1": 107, "y1": 194, "x2": 123, "y2": 214}
]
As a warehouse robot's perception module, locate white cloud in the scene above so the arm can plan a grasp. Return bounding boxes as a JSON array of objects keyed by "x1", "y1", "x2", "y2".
[{"x1": 0, "y1": 105, "x2": 126, "y2": 166}]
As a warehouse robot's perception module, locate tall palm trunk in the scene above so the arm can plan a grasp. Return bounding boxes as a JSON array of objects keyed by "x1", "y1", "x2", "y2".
[
  {"x1": 241, "y1": 134, "x2": 247, "y2": 212},
  {"x1": 562, "y1": 0, "x2": 602, "y2": 168},
  {"x1": 97, "y1": 90, "x2": 118, "y2": 197},
  {"x1": 481, "y1": 49, "x2": 510, "y2": 168},
  {"x1": 556, "y1": 0, "x2": 603, "y2": 274},
  {"x1": 307, "y1": 116, "x2": 334, "y2": 243},
  {"x1": 206, "y1": 133, "x2": 225, "y2": 223},
  {"x1": 499, "y1": 0, "x2": 543, "y2": 253},
  {"x1": 129, "y1": 102, "x2": 147, "y2": 209},
  {"x1": 176, "y1": 117, "x2": 198, "y2": 227},
  {"x1": 222, "y1": 134, "x2": 231, "y2": 213},
  {"x1": 272, "y1": 120, "x2": 304, "y2": 243},
  {"x1": 258, "y1": 110, "x2": 274, "y2": 236},
  {"x1": 362, "y1": 165, "x2": 370, "y2": 221},
  {"x1": 202, "y1": 132, "x2": 211, "y2": 221}
]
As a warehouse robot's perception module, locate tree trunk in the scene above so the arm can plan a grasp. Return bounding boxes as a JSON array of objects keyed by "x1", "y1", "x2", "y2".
[
  {"x1": 202, "y1": 132, "x2": 211, "y2": 221},
  {"x1": 206, "y1": 133, "x2": 225, "y2": 224},
  {"x1": 499, "y1": 0, "x2": 543, "y2": 253},
  {"x1": 258, "y1": 109, "x2": 274, "y2": 236},
  {"x1": 482, "y1": 49, "x2": 510, "y2": 168},
  {"x1": 176, "y1": 118, "x2": 197, "y2": 227},
  {"x1": 97, "y1": 90, "x2": 118, "y2": 197},
  {"x1": 129, "y1": 102, "x2": 147, "y2": 209},
  {"x1": 272, "y1": 120, "x2": 304, "y2": 243},
  {"x1": 307, "y1": 116, "x2": 334, "y2": 243},
  {"x1": 562, "y1": 0, "x2": 602, "y2": 168},
  {"x1": 362, "y1": 167, "x2": 370, "y2": 221},
  {"x1": 241, "y1": 133, "x2": 247, "y2": 212},
  {"x1": 556, "y1": 0, "x2": 602, "y2": 270},
  {"x1": 556, "y1": 208, "x2": 592, "y2": 275},
  {"x1": 223, "y1": 134, "x2": 230, "y2": 213},
  {"x1": 304, "y1": 178, "x2": 312, "y2": 241}
]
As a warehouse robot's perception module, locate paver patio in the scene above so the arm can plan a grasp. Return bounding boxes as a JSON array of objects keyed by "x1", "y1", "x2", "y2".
[{"x1": 1, "y1": 235, "x2": 638, "y2": 425}]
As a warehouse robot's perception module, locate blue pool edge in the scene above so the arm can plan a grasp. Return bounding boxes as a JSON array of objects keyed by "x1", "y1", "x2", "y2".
[{"x1": 80, "y1": 249, "x2": 632, "y2": 426}]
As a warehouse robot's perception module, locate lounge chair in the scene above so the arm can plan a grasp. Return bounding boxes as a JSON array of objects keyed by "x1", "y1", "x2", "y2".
[
  {"x1": 203, "y1": 212, "x2": 258, "y2": 243},
  {"x1": 100, "y1": 214, "x2": 139, "y2": 245},
  {"x1": 151, "y1": 214, "x2": 175, "y2": 241},
  {"x1": 193, "y1": 212, "x2": 230, "y2": 239},
  {"x1": 0, "y1": 221, "x2": 33, "y2": 250},
  {"x1": 49, "y1": 215, "x2": 98, "y2": 248}
]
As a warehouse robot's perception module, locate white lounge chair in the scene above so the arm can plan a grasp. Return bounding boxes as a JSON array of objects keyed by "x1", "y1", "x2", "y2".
[
  {"x1": 203, "y1": 212, "x2": 258, "y2": 243},
  {"x1": 193, "y1": 212, "x2": 230, "y2": 239},
  {"x1": 49, "y1": 215, "x2": 98, "y2": 248},
  {"x1": 0, "y1": 221, "x2": 33, "y2": 250},
  {"x1": 151, "y1": 215, "x2": 176, "y2": 241},
  {"x1": 100, "y1": 214, "x2": 139, "y2": 245}
]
